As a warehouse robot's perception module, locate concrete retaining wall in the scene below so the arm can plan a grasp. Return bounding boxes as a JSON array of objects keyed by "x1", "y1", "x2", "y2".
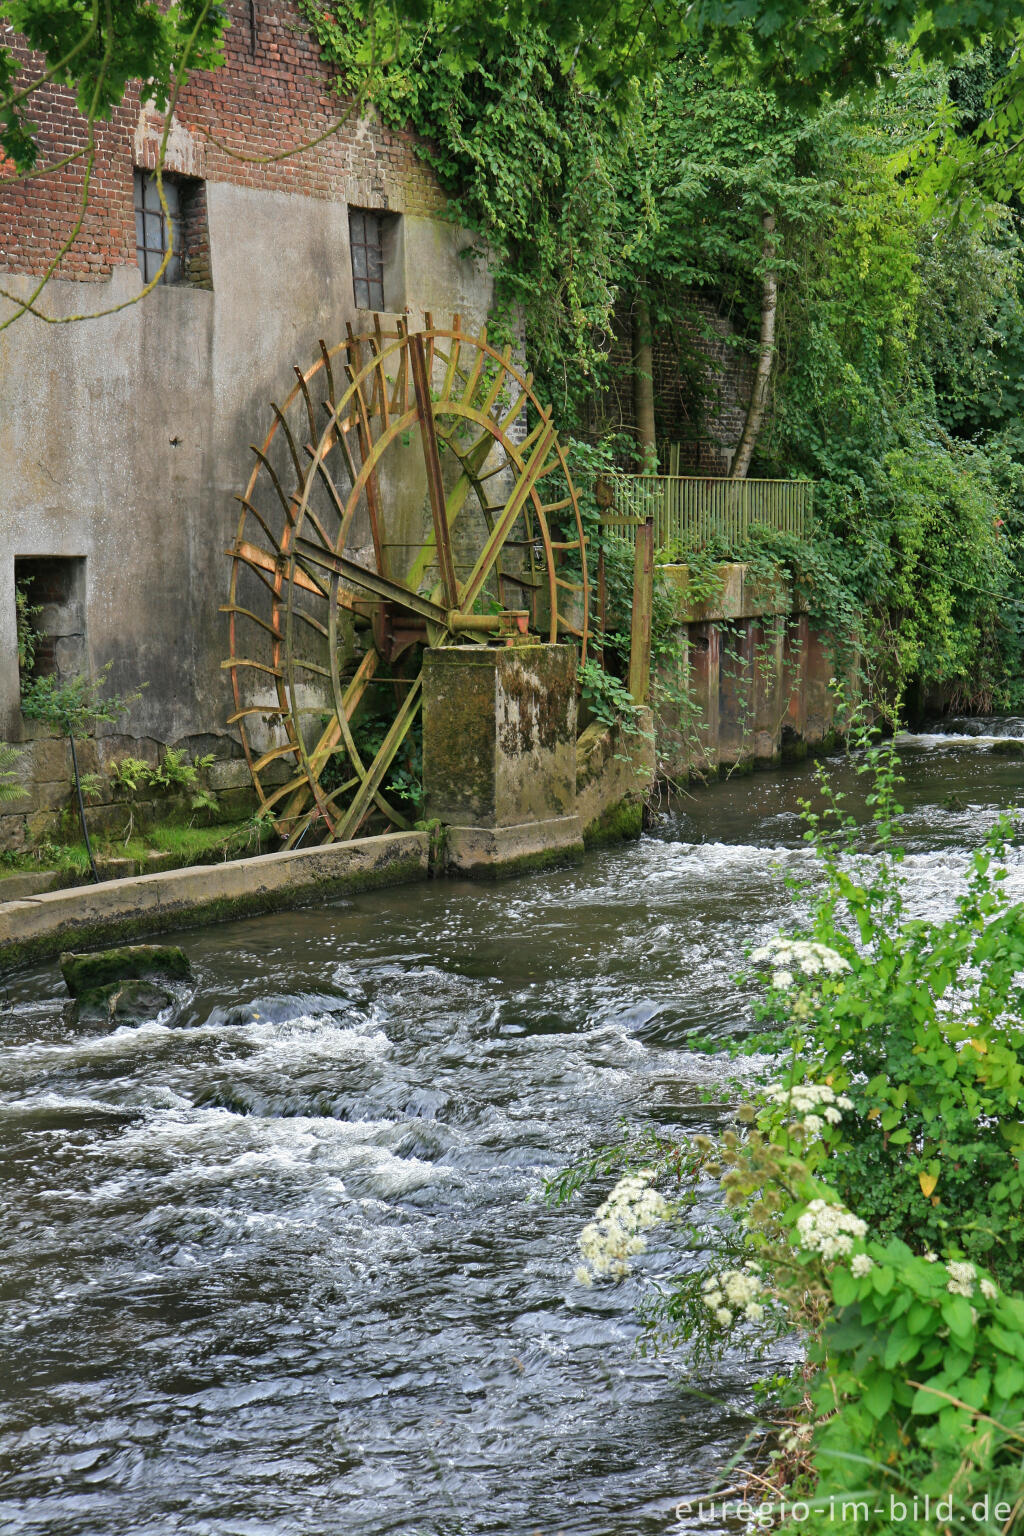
[
  {"x1": 0, "y1": 830, "x2": 429, "y2": 971},
  {"x1": 576, "y1": 710, "x2": 655, "y2": 844},
  {"x1": 654, "y1": 563, "x2": 841, "y2": 778}
]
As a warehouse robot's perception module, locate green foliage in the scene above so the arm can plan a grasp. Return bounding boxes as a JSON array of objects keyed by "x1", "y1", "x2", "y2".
[
  {"x1": 300, "y1": 2, "x2": 631, "y2": 419},
  {"x1": 577, "y1": 656, "x2": 646, "y2": 735},
  {"x1": 0, "y1": 742, "x2": 22, "y2": 804},
  {"x1": 15, "y1": 583, "x2": 41, "y2": 675},
  {"x1": 108, "y1": 755, "x2": 150, "y2": 795},
  {"x1": 386, "y1": 0, "x2": 1024, "y2": 116},
  {"x1": 20, "y1": 664, "x2": 139, "y2": 736},
  {"x1": 554, "y1": 725, "x2": 1024, "y2": 1520},
  {"x1": 318, "y1": 687, "x2": 424, "y2": 815},
  {"x1": 109, "y1": 748, "x2": 219, "y2": 819},
  {"x1": 769, "y1": 731, "x2": 1024, "y2": 1287},
  {"x1": 0, "y1": 0, "x2": 227, "y2": 173},
  {"x1": 809, "y1": 1240, "x2": 1024, "y2": 1519}
]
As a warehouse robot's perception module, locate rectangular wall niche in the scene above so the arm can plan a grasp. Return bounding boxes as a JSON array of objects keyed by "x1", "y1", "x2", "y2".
[
  {"x1": 15, "y1": 556, "x2": 87, "y2": 685},
  {"x1": 348, "y1": 207, "x2": 404, "y2": 312}
]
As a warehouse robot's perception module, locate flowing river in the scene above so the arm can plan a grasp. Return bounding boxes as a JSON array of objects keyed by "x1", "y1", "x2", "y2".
[{"x1": 3, "y1": 723, "x2": 1024, "y2": 1535}]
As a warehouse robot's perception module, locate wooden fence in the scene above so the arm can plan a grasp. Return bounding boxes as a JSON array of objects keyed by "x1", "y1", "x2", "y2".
[{"x1": 606, "y1": 475, "x2": 813, "y2": 550}]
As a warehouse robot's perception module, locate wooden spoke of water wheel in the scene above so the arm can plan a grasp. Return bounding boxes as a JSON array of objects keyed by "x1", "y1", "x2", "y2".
[{"x1": 224, "y1": 318, "x2": 590, "y2": 846}]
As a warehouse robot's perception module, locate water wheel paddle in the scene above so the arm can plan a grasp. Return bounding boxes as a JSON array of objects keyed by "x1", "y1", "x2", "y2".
[{"x1": 225, "y1": 317, "x2": 590, "y2": 846}]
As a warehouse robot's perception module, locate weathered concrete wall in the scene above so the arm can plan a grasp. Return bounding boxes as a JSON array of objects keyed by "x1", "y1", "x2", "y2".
[
  {"x1": 423, "y1": 645, "x2": 578, "y2": 827},
  {"x1": 0, "y1": 207, "x2": 492, "y2": 745},
  {"x1": 422, "y1": 644, "x2": 585, "y2": 876},
  {"x1": 0, "y1": 829, "x2": 430, "y2": 971},
  {"x1": 575, "y1": 710, "x2": 655, "y2": 845},
  {"x1": 654, "y1": 563, "x2": 842, "y2": 779}
]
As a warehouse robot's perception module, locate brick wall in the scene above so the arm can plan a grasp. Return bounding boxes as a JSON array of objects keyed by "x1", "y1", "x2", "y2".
[
  {"x1": 0, "y1": 0, "x2": 446, "y2": 283},
  {"x1": 592, "y1": 293, "x2": 754, "y2": 473}
]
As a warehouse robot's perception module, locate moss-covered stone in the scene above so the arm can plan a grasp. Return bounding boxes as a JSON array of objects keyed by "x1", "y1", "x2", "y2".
[
  {"x1": 582, "y1": 797, "x2": 643, "y2": 848},
  {"x1": 75, "y1": 977, "x2": 175, "y2": 1024},
  {"x1": 989, "y1": 738, "x2": 1024, "y2": 758},
  {"x1": 721, "y1": 756, "x2": 756, "y2": 778},
  {"x1": 60, "y1": 943, "x2": 191, "y2": 996}
]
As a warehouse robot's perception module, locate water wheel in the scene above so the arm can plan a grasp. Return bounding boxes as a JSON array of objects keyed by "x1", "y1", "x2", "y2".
[{"x1": 224, "y1": 317, "x2": 590, "y2": 846}]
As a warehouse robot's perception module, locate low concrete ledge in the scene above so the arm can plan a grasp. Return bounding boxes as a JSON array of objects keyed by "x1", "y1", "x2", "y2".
[
  {"x1": 445, "y1": 816, "x2": 584, "y2": 879},
  {"x1": 0, "y1": 831, "x2": 429, "y2": 973},
  {"x1": 659, "y1": 562, "x2": 807, "y2": 623}
]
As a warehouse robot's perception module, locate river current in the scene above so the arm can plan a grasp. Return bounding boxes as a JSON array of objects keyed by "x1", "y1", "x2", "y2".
[{"x1": 2, "y1": 724, "x2": 1023, "y2": 1535}]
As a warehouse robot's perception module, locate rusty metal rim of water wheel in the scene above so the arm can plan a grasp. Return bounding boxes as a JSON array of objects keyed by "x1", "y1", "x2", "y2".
[{"x1": 224, "y1": 315, "x2": 590, "y2": 847}]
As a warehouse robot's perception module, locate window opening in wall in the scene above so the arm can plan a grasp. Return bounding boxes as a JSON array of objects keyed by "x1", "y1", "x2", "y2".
[
  {"x1": 134, "y1": 169, "x2": 213, "y2": 289},
  {"x1": 14, "y1": 557, "x2": 87, "y2": 688},
  {"x1": 135, "y1": 170, "x2": 183, "y2": 284},
  {"x1": 348, "y1": 207, "x2": 404, "y2": 312},
  {"x1": 349, "y1": 208, "x2": 386, "y2": 311}
]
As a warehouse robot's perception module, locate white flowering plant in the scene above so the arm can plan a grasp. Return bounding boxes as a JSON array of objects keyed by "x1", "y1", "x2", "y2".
[
  {"x1": 750, "y1": 730, "x2": 1024, "y2": 1290},
  {"x1": 551, "y1": 724, "x2": 1024, "y2": 1522}
]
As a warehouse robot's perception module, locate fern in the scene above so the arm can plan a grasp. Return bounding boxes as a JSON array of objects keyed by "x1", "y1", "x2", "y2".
[{"x1": 0, "y1": 743, "x2": 22, "y2": 804}]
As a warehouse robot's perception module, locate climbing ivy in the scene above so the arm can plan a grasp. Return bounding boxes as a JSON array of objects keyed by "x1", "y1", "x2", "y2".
[{"x1": 302, "y1": 6, "x2": 1024, "y2": 713}]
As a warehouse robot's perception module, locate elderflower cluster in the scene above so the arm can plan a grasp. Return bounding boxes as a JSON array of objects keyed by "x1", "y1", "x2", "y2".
[
  {"x1": 942, "y1": 1259, "x2": 996, "y2": 1303},
  {"x1": 575, "y1": 1170, "x2": 669, "y2": 1285},
  {"x1": 764, "y1": 1080, "x2": 854, "y2": 1138},
  {"x1": 701, "y1": 1263, "x2": 766, "y2": 1328},
  {"x1": 750, "y1": 937, "x2": 850, "y2": 991},
  {"x1": 795, "y1": 1198, "x2": 867, "y2": 1259},
  {"x1": 946, "y1": 1260, "x2": 978, "y2": 1298}
]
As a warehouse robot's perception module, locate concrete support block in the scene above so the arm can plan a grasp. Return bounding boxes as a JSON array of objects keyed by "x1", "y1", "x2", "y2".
[
  {"x1": 422, "y1": 643, "x2": 577, "y2": 829},
  {"x1": 575, "y1": 709, "x2": 655, "y2": 845},
  {"x1": 444, "y1": 816, "x2": 584, "y2": 878},
  {"x1": 660, "y1": 561, "x2": 801, "y2": 624},
  {"x1": 752, "y1": 618, "x2": 786, "y2": 767},
  {"x1": 718, "y1": 620, "x2": 756, "y2": 768},
  {"x1": 686, "y1": 622, "x2": 719, "y2": 776}
]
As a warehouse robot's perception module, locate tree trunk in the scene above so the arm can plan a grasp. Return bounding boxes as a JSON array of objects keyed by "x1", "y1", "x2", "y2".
[
  {"x1": 730, "y1": 211, "x2": 777, "y2": 480},
  {"x1": 632, "y1": 294, "x2": 657, "y2": 473}
]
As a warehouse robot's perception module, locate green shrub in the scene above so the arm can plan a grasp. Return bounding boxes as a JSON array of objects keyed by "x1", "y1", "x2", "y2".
[{"x1": 554, "y1": 723, "x2": 1024, "y2": 1526}]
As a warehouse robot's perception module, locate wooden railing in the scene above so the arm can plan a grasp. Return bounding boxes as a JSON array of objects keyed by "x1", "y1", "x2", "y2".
[{"x1": 607, "y1": 474, "x2": 813, "y2": 550}]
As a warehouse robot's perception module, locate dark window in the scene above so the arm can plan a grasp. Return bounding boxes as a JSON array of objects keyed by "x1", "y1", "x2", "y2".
[
  {"x1": 135, "y1": 169, "x2": 183, "y2": 284},
  {"x1": 349, "y1": 208, "x2": 386, "y2": 311},
  {"x1": 133, "y1": 170, "x2": 212, "y2": 288},
  {"x1": 15, "y1": 556, "x2": 87, "y2": 685}
]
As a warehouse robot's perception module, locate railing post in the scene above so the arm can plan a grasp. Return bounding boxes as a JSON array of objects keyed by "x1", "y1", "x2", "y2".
[
  {"x1": 629, "y1": 515, "x2": 654, "y2": 706},
  {"x1": 596, "y1": 543, "x2": 606, "y2": 669}
]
